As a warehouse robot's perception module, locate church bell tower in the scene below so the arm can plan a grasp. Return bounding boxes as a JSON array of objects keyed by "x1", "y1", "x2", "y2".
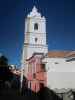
[{"x1": 22, "y1": 6, "x2": 48, "y2": 76}]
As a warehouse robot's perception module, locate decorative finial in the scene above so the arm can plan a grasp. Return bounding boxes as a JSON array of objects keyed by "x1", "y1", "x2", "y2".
[
  {"x1": 32, "y1": 6, "x2": 38, "y2": 13},
  {"x1": 27, "y1": 5, "x2": 45, "y2": 19}
]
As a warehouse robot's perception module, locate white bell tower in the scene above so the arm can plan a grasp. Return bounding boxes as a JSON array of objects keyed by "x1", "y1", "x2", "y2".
[{"x1": 22, "y1": 6, "x2": 48, "y2": 76}]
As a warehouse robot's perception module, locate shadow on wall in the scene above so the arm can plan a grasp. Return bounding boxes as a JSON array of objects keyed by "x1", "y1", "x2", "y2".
[{"x1": 37, "y1": 87, "x2": 62, "y2": 100}]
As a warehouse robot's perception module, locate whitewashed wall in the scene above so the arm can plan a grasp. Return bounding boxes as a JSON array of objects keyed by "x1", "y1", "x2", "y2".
[{"x1": 42, "y1": 57, "x2": 75, "y2": 89}]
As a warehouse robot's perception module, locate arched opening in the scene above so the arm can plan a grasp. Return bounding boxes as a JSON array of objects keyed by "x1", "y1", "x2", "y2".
[
  {"x1": 34, "y1": 23, "x2": 38, "y2": 30},
  {"x1": 40, "y1": 83, "x2": 44, "y2": 90},
  {"x1": 35, "y1": 38, "x2": 38, "y2": 42}
]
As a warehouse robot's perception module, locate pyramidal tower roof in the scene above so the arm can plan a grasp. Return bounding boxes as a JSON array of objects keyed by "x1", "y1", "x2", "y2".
[{"x1": 27, "y1": 6, "x2": 44, "y2": 18}]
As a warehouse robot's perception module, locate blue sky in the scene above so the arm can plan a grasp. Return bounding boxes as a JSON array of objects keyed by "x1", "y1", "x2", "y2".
[{"x1": 0, "y1": 0, "x2": 75, "y2": 66}]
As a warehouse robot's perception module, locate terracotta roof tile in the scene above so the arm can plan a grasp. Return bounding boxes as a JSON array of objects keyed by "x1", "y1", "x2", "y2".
[{"x1": 48, "y1": 51, "x2": 75, "y2": 58}]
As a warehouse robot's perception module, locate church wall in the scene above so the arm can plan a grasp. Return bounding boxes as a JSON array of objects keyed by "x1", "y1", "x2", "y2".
[
  {"x1": 47, "y1": 72, "x2": 75, "y2": 89},
  {"x1": 28, "y1": 33, "x2": 46, "y2": 45},
  {"x1": 24, "y1": 45, "x2": 48, "y2": 59},
  {"x1": 42, "y1": 58, "x2": 75, "y2": 89},
  {"x1": 27, "y1": 18, "x2": 46, "y2": 33}
]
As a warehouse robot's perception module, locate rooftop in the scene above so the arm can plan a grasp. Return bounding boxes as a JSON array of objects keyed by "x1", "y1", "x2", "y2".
[{"x1": 47, "y1": 51, "x2": 75, "y2": 58}]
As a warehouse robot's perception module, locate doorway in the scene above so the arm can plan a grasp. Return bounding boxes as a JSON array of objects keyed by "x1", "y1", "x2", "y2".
[{"x1": 40, "y1": 83, "x2": 44, "y2": 90}]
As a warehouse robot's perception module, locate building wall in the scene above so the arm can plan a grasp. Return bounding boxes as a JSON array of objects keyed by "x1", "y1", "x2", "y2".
[
  {"x1": 27, "y1": 54, "x2": 47, "y2": 92},
  {"x1": 43, "y1": 58, "x2": 75, "y2": 89},
  {"x1": 25, "y1": 17, "x2": 46, "y2": 34},
  {"x1": 24, "y1": 45, "x2": 48, "y2": 59}
]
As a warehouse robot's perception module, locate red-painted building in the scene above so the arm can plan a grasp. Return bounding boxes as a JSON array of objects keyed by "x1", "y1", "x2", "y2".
[{"x1": 26, "y1": 53, "x2": 47, "y2": 92}]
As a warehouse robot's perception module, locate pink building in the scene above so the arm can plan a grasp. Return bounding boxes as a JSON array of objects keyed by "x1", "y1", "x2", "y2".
[{"x1": 26, "y1": 53, "x2": 47, "y2": 92}]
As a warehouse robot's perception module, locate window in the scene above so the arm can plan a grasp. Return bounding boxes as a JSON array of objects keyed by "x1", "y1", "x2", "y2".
[
  {"x1": 28, "y1": 63, "x2": 32, "y2": 72},
  {"x1": 34, "y1": 23, "x2": 38, "y2": 30},
  {"x1": 66, "y1": 58, "x2": 75, "y2": 62},
  {"x1": 35, "y1": 38, "x2": 38, "y2": 42},
  {"x1": 40, "y1": 83, "x2": 44, "y2": 89},
  {"x1": 41, "y1": 64, "x2": 46, "y2": 72},
  {"x1": 33, "y1": 73, "x2": 36, "y2": 78}
]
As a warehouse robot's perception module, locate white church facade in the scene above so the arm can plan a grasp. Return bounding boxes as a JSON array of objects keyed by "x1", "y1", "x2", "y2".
[
  {"x1": 42, "y1": 51, "x2": 75, "y2": 92},
  {"x1": 22, "y1": 6, "x2": 75, "y2": 93}
]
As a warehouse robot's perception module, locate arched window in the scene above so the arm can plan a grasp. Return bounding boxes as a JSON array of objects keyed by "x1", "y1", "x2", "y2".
[
  {"x1": 35, "y1": 38, "x2": 38, "y2": 42},
  {"x1": 34, "y1": 23, "x2": 38, "y2": 30}
]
